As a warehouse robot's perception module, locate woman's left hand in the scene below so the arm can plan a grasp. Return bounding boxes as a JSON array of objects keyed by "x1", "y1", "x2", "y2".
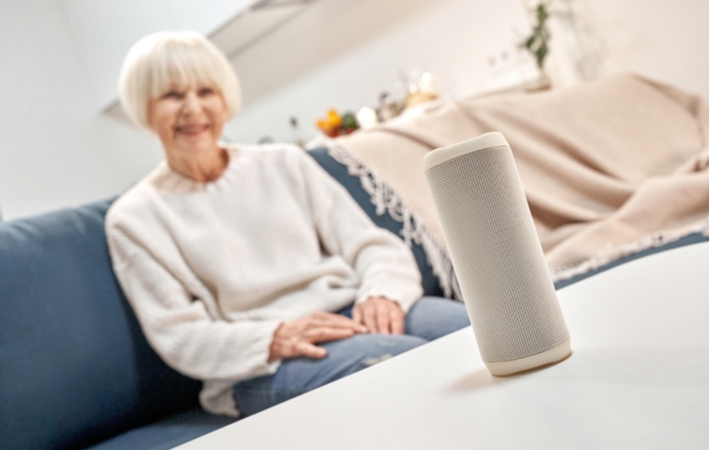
[{"x1": 353, "y1": 297, "x2": 404, "y2": 335}]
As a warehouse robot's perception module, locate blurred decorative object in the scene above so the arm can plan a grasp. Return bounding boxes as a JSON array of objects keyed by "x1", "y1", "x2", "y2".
[
  {"x1": 520, "y1": 0, "x2": 605, "y2": 90},
  {"x1": 377, "y1": 92, "x2": 403, "y2": 122},
  {"x1": 313, "y1": 70, "x2": 439, "y2": 137},
  {"x1": 518, "y1": 1, "x2": 554, "y2": 91},
  {"x1": 258, "y1": 136, "x2": 275, "y2": 144},
  {"x1": 316, "y1": 109, "x2": 359, "y2": 137},
  {"x1": 289, "y1": 116, "x2": 305, "y2": 148},
  {"x1": 520, "y1": 1, "x2": 551, "y2": 73},
  {"x1": 356, "y1": 107, "x2": 378, "y2": 129},
  {"x1": 545, "y1": 0, "x2": 607, "y2": 88},
  {"x1": 403, "y1": 70, "x2": 439, "y2": 109},
  {"x1": 342, "y1": 112, "x2": 358, "y2": 131}
]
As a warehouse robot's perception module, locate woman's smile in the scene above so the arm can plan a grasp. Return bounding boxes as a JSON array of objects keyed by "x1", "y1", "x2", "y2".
[{"x1": 175, "y1": 123, "x2": 211, "y2": 136}]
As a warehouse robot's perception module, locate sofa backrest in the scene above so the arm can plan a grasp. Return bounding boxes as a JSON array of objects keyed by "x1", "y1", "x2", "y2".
[
  {"x1": 0, "y1": 199, "x2": 201, "y2": 450},
  {"x1": 307, "y1": 147, "x2": 449, "y2": 297}
]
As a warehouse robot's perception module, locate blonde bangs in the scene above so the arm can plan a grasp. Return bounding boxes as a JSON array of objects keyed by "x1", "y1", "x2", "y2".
[
  {"x1": 120, "y1": 31, "x2": 241, "y2": 130},
  {"x1": 148, "y1": 43, "x2": 220, "y2": 98}
]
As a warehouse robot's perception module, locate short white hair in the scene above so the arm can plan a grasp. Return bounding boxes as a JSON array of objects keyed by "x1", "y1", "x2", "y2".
[{"x1": 119, "y1": 31, "x2": 241, "y2": 129}]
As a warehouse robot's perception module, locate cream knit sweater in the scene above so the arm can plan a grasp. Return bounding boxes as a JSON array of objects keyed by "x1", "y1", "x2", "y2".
[{"x1": 106, "y1": 144, "x2": 423, "y2": 416}]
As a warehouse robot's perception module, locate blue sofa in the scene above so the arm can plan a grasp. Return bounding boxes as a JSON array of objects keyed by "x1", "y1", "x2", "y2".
[{"x1": 1, "y1": 148, "x2": 706, "y2": 449}]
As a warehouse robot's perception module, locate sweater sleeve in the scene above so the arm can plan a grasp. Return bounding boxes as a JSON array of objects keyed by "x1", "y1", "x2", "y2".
[
  {"x1": 294, "y1": 148, "x2": 424, "y2": 312},
  {"x1": 106, "y1": 210, "x2": 282, "y2": 382}
]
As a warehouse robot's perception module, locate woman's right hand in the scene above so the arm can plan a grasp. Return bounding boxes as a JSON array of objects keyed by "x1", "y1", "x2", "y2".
[{"x1": 268, "y1": 311, "x2": 367, "y2": 362}]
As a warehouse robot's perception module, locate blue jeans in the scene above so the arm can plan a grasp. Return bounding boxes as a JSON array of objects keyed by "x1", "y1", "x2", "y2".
[{"x1": 233, "y1": 296, "x2": 470, "y2": 417}]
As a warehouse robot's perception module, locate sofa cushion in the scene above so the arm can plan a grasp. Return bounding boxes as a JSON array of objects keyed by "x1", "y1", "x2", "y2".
[
  {"x1": 85, "y1": 408, "x2": 234, "y2": 450},
  {"x1": 0, "y1": 199, "x2": 202, "y2": 450}
]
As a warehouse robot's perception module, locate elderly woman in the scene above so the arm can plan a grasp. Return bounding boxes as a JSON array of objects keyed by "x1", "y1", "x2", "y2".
[{"x1": 106, "y1": 31, "x2": 469, "y2": 418}]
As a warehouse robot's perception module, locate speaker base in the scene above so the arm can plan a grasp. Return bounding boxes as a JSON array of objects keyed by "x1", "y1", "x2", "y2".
[{"x1": 486, "y1": 339, "x2": 571, "y2": 376}]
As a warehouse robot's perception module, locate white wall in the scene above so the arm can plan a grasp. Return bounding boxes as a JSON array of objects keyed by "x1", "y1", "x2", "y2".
[
  {"x1": 592, "y1": 0, "x2": 708, "y2": 98},
  {"x1": 544, "y1": 0, "x2": 708, "y2": 97},
  {"x1": 224, "y1": 0, "x2": 708, "y2": 145},
  {"x1": 0, "y1": 0, "x2": 163, "y2": 220},
  {"x1": 224, "y1": 0, "x2": 534, "y2": 144},
  {"x1": 58, "y1": 0, "x2": 256, "y2": 109}
]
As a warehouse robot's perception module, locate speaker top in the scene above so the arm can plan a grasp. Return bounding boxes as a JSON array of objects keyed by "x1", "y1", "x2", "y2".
[{"x1": 424, "y1": 131, "x2": 510, "y2": 171}]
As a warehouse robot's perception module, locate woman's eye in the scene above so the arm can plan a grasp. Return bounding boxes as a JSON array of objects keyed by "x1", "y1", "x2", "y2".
[
  {"x1": 199, "y1": 87, "x2": 214, "y2": 96},
  {"x1": 162, "y1": 91, "x2": 183, "y2": 99}
]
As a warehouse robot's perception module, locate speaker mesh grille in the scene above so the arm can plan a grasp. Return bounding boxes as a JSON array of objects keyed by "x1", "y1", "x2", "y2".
[{"x1": 426, "y1": 146, "x2": 569, "y2": 362}]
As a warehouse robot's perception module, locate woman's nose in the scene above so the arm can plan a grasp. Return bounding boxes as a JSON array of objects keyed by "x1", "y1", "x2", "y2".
[{"x1": 182, "y1": 91, "x2": 201, "y2": 114}]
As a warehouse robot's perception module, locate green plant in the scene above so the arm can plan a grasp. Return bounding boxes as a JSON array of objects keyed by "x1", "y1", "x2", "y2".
[{"x1": 521, "y1": 1, "x2": 551, "y2": 71}]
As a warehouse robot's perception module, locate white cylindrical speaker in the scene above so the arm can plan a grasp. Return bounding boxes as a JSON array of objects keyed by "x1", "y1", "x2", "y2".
[{"x1": 424, "y1": 132, "x2": 571, "y2": 376}]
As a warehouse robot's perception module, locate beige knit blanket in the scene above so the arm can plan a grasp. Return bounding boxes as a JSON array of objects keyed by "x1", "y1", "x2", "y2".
[{"x1": 335, "y1": 73, "x2": 709, "y2": 280}]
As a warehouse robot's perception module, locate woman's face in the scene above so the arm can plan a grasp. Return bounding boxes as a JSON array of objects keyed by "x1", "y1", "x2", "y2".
[{"x1": 147, "y1": 84, "x2": 227, "y2": 159}]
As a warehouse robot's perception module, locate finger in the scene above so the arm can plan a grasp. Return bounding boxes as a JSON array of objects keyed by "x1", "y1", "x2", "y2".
[
  {"x1": 376, "y1": 301, "x2": 391, "y2": 334},
  {"x1": 310, "y1": 312, "x2": 366, "y2": 332},
  {"x1": 390, "y1": 309, "x2": 405, "y2": 335},
  {"x1": 350, "y1": 307, "x2": 369, "y2": 333},
  {"x1": 311, "y1": 311, "x2": 347, "y2": 322},
  {"x1": 362, "y1": 304, "x2": 378, "y2": 334},
  {"x1": 385, "y1": 302, "x2": 404, "y2": 335},
  {"x1": 311, "y1": 317, "x2": 365, "y2": 334},
  {"x1": 294, "y1": 341, "x2": 327, "y2": 359},
  {"x1": 304, "y1": 327, "x2": 354, "y2": 343},
  {"x1": 352, "y1": 305, "x2": 362, "y2": 325}
]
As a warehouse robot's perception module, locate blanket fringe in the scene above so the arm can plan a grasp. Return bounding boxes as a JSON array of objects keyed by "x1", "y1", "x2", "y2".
[
  {"x1": 550, "y1": 218, "x2": 709, "y2": 282},
  {"x1": 322, "y1": 141, "x2": 463, "y2": 300}
]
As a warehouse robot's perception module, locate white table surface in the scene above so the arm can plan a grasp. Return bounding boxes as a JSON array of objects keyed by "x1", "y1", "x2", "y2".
[{"x1": 177, "y1": 242, "x2": 709, "y2": 450}]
